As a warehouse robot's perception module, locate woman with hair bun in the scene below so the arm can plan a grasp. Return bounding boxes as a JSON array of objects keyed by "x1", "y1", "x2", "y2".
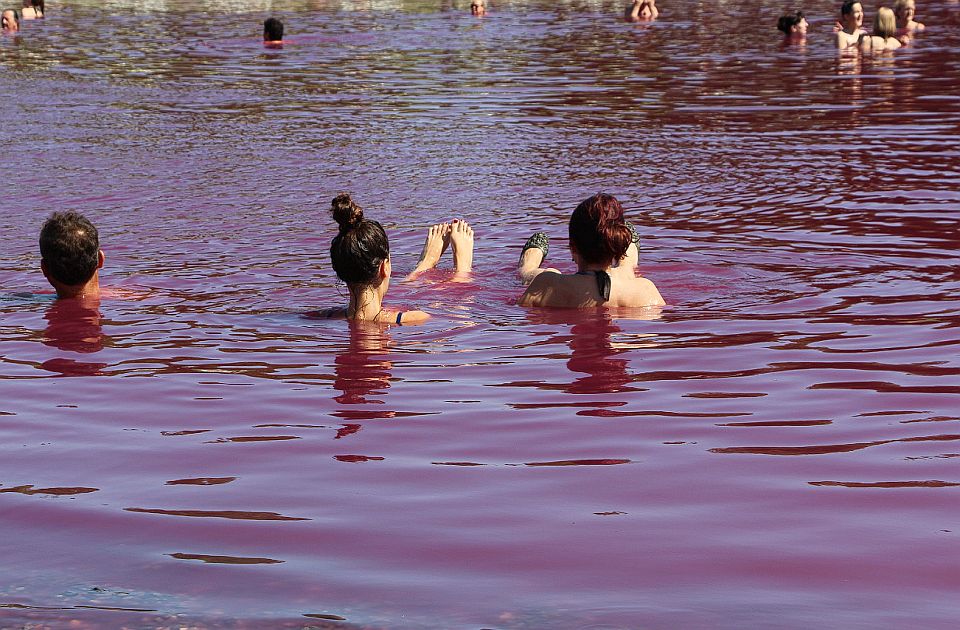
[
  {"x1": 316, "y1": 193, "x2": 474, "y2": 324},
  {"x1": 517, "y1": 193, "x2": 664, "y2": 308}
]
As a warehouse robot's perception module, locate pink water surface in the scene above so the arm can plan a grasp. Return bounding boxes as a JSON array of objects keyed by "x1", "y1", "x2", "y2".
[{"x1": 2, "y1": 0, "x2": 959, "y2": 627}]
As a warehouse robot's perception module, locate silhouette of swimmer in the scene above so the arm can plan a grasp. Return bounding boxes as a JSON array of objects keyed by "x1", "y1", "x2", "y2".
[
  {"x1": 470, "y1": 0, "x2": 486, "y2": 16},
  {"x1": 2, "y1": 8, "x2": 20, "y2": 33},
  {"x1": 625, "y1": 0, "x2": 658, "y2": 22},
  {"x1": 263, "y1": 17, "x2": 284, "y2": 48},
  {"x1": 40, "y1": 211, "x2": 105, "y2": 300},
  {"x1": 859, "y1": 6, "x2": 902, "y2": 51}
]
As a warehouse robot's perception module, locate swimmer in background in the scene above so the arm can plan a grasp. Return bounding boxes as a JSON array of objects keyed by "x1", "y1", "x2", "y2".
[
  {"x1": 625, "y1": 0, "x2": 658, "y2": 22},
  {"x1": 39, "y1": 211, "x2": 105, "y2": 301},
  {"x1": 517, "y1": 193, "x2": 664, "y2": 309},
  {"x1": 263, "y1": 17, "x2": 283, "y2": 48},
  {"x1": 777, "y1": 10, "x2": 808, "y2": 41},
  {"x1": 2, "y1": 8, "x2": 19, "y2": 32},
  {"x1": 20, "y1": 0, "x2": 42, "y2": 19},
  {"x1": 859, "y1": 7, "x2": 902, "y2": 51},
  {"x1": 893, "y1": 0, "x2": 924, "y2": 36},
  {"x1": 836, "y1": 1, "x2": 865, "y2": 49},
  {"x1": 470, "y1": 0, "x2": 485, "y2": 17},
  {"x1": 312, "y1": 194, "x2": 474, "y2": 325}
]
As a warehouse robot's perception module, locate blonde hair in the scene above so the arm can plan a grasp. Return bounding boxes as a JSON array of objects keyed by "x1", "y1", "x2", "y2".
[{"x1": 874, "y1": 7, "x2": 897, "y2": 39}]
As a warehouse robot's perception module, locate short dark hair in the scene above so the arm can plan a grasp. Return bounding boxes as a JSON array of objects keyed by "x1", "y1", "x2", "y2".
[
  {"x1": 841, "y1": 1, "x2": 861, "y2": 16},
  {"x1": 568, "y1": 193, "x2": 631, "y2": 267},
  {"x1": 264, "y1": 17, "x2": 284, "y2": 41},
  {"x1": 39, "y1": 211, "x2": 100, "y2": 286},
  {"x1": 777, "y1": 10, "x2": 805, "y2": 34}
]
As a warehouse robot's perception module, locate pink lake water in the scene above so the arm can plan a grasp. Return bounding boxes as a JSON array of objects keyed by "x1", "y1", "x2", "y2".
[{"x1": 2, "y1": 0, "x2": 960, "y2": 627}]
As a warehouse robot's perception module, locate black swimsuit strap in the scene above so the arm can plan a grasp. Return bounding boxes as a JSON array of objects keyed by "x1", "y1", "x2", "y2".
[
  {"x1": 577, "y1": 270, "x2": 612, "y2": 302},
  {"x1": 595, "y1": 270, "x2": 611, "y2": 302}
]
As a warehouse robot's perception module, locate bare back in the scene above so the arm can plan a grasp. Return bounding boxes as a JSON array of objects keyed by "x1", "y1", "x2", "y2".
[{"x1": 519, "y1": 267, "x2": 664, "y2": 309}]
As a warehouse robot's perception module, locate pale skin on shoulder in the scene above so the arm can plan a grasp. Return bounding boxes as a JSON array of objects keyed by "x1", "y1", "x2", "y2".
[{"x1": 517, "y1": 239, "x2": 664, "y2": 309}]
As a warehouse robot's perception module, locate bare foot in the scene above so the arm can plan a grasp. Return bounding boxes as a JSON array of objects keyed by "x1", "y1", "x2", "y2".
[
  {"x1": 406, "y1": 222, "x2": 450, "y2": 280},
  {"x1": 450, "y1": 220, "x2": 474, "y2": 274}
]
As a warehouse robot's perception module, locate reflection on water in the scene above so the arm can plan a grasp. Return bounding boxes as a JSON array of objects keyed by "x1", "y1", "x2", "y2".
[{"x1": 2, "y1": 0, "x2": 960, "y2": 627}]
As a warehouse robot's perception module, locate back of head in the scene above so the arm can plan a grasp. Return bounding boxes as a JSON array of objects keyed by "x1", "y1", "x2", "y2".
[
  {"x1": 777, "y1": 10, "x2": 804, "y2": 34},
  {"x1": 263, "y1": 17, "x2": 283, "y2": 41},
  {"x1": 569, "y1": 193, "x2": 632, "y2": 267},
  {"x1": 329, "y1": 194, "x2": 389, "y2": 287},
  {"x1": 40, "y1": 211, "x2": 100, "y2": 287},
  {"x1": 30, "y1": 0, "x2": 43, "y2": 13},
  {"x1": 841, "y1": 0, "x2": 859, "y2": 16},
  {"x1": 875, "y1": 7, "x2": 896, "y2": 37}
]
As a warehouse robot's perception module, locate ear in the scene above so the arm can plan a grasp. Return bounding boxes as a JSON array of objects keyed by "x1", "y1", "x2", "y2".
[
  {"x1": 380, "y1": 257, "x2": 390, "y2": 279},
  {"x1": 98, "y1": 249, "x2": 105, "y2": 269}
]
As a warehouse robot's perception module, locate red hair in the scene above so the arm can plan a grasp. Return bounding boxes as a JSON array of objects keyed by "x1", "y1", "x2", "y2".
[{"x1": 568, "y1": 193, "x2": 631, "y2": 266}]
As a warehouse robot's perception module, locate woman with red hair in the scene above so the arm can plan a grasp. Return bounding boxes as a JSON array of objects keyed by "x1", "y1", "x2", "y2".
[{"x1": 517, "y1": 193, "x2": 664, "y2": 308}]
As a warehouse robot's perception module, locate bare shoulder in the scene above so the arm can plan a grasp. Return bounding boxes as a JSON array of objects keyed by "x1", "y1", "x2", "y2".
[
  {"x1": 626, "y1": 275, "x2": 665, "y2": 307},
  {"x1": 518, "y1": 270, "x2": 562, "y2": 307}
]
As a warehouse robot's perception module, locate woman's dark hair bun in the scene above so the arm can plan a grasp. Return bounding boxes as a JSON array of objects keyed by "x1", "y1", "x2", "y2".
[{"x1": 331, "y1": 193, "x2": 364, "y2": 232}]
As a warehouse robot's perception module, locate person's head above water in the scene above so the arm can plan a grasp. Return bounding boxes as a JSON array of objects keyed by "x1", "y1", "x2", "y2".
[
  {"x1": 840, "y1": 1, "x2": 864, "y2": 31},
  {"x1": 2, "y1": 9, "x2": 20, "y2": 32},
  {"x1": 329, "y1": 193, "x2": 390, "y2": 289},
  {"x1": 873, "y1": 6, "x2": 897, "y2": 38},
  {"x1": 777, "y1": 10, "x2": 808, "y2": 35},
  {"x1": 470, "y1": 0, "x2": 485, "y2": 16},
  {"x1": 568, "y1": 193, "x2": 632, "y2": 268},
  {"x1": 263, "y1": 17, "x2": 284, "y2": 43},
  {"x1": 39, "y1": 211, "x2": 105, "y2": 299}
]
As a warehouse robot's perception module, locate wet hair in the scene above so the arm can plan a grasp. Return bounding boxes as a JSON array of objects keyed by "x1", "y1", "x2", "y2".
[
  {"x1": 39, "y1": 211, "x2": 100, "y2": 287},
  {"x1": 777, "y1": 10, "x2": 805, "y2": 34},
  {"x1": 26, "y1": 0, "x2": 43, "y2": 15},
  {"x1": 263, "y1": 17, "x2": 283, "y2": 41},
  {"x1": 568, "y1": 193, "x2": 632, "y2": 267},
  {"x1": 874, "y1": 6, "x2": 897, "y2": 38},
  {"x1": 841, "y1": 1, "x2": 861, "y2": 16},
  {"x1": 329, "y1": 194, "x2": 389, "y2": 287}
]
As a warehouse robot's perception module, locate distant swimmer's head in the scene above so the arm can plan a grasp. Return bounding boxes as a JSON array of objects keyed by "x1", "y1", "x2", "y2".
[
  {"x1": 263, "y1": 17, "x2": 284, "y2": 44},
  {"x1": 568, "y1": 193, "x2": 632, "y2": 268},
  {"x1": 39, "y1": 211, "x2": 105, "y2": 298},
  {"x1": 874, "y1": 6, "x2": 897, "y2": 38},
  {"x1": 329, "y1": 194, "x2": 391, "y2": 290},
  {"x1": 470, "y1": 0, "x2": 486, "y2": 16},
  {"x1": 840, "y1": 1, "x2": 864, "y2": 31},
  {"x1": 1, "y1": 9, "x2": 20, "y2": 32},
  {"x1": 893, "y1": 0, "x2": 916, "y2": 24},
  {"x1": 777, "y1": 10, "x2": 808, "y2": 36}
]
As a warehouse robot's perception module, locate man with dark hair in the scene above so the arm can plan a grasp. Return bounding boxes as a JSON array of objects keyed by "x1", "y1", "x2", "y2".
[
  {"x1": 1, "y1": 8, "x2": 20, "y2": 32},
  {"x1": 263, "y1": 17, "x2": 283, "y2": 46},
  {"x1": 39, "y1": 211, "x2": 105, "y2": 299},
  {"x1": 836, "y1": 1, "x2": 865, "y2": 48}
]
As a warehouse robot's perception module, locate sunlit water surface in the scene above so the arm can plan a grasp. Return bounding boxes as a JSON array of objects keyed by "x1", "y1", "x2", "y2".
[{"x1": 2, "y1": 0, "x2": 960, "y2": 627}]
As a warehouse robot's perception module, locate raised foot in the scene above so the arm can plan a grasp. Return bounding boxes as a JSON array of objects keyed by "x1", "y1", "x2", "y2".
[{"x1": 450, "y1": 220, "x2": 474, "y2": 273}]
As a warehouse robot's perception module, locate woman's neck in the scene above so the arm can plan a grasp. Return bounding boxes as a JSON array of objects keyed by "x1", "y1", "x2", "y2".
[
  {"x1": 347, "y1": 285, "x2": 384, "y2": 321},
  {"x1": 577, "y1": 261, "x2": 612, "y2": 274}
]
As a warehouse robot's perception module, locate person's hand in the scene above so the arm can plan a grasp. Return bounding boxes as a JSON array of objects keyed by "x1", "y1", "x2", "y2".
[{"x1": 833, "y1": 20, "x2": 843, "y2": 32}]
